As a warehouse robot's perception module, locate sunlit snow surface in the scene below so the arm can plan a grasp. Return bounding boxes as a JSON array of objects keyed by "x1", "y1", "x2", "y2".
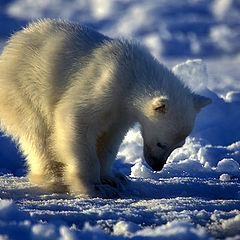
[
  {"x1": 0, "y1": 0, "x2": 240, "y2": 239},
  {"x1": 1, "y1": 174, "x2": 240, "y2": 240}
]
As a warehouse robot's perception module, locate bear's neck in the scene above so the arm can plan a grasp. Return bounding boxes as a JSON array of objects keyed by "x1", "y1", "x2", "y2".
[{"x1": 126, "y1": 64, "x2": 192, "y2": 124}]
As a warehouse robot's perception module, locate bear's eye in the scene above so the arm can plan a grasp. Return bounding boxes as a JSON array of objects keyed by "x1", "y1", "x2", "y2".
[{"x1": 157, "y1": 142, "x2": 167, "y2": 150}]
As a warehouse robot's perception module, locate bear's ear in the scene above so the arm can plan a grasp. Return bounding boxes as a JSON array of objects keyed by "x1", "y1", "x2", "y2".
[
  {"x1": 193, "y1": 94, "x2": 212, "y2": 111},
  {"x1": 152, "y1": 96, "x2": 169, "y2": 113}
]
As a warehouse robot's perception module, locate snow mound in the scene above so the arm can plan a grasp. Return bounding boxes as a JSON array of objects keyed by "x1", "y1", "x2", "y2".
[
  {"x1": 134, "y1": 221, "x2": 210, "y2": 240},
  {"x1": 216, "y1": 158, "x2": 240, "y2": 174},
  {"x1": 113, "y1": 221, "x2": 141, "y2": 237},
  {"x1": 172, "y1": 59, "x2": 208, "y2": 92},
  {"x1": 130, "y1": 160, "x2": 154, "y2": 179}
]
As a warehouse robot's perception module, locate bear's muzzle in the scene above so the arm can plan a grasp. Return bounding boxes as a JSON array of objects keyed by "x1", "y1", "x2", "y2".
[{"x1": 144, "y1": 144, "x2": 172, "y2": 171}]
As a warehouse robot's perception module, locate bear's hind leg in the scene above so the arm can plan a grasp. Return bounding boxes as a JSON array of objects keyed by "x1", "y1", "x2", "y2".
[
  {"x1": 21, "y1": 136, "x2": 68, "y2": 193},
  {"x1": 0, "y1": 85, "x2": 67, "y2": 192}
]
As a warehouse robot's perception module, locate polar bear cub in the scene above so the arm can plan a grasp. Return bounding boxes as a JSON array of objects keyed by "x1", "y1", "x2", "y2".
[{"x1": 0, "y1": 19, "x2": 211, "y2": 197}]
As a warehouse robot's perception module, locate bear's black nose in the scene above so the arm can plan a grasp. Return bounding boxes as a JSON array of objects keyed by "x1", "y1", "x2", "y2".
[{"x1": 151, "y1": 163, "x2": 165, "y2": 171}]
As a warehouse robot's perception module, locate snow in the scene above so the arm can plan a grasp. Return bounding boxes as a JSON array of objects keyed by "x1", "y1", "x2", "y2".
[
  {"x1": 219, "y1": 174, "x2": 231, "y2": 182},
  {"x1": 172, "y1": 59, "x2": 208, "y2": 92},
  {"x1": 225, "y1": 91, "x2": 240, "y2": 103},
  {"x1": 3, "y1": 175, "x2": 238, "y2": 240},
  {"x1": 211, "y1": 0, "x2": 234, "y2": 20},
  {"x1": 0, "y1": 0, "x2": 240, "y2": 239},
  {"x1": 217, "y1": 159, "x2": 240, "y2": 173}
]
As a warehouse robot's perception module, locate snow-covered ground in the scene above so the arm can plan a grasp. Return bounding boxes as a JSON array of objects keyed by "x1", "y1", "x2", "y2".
[{"x1": 0, "y1": 0, "x2": 240, "y2": 239}]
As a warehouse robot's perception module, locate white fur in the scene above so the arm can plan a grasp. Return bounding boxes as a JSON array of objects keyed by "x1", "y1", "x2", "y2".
[{"x1": 0, "y1": 19, "x2": 211, "y2": 197}]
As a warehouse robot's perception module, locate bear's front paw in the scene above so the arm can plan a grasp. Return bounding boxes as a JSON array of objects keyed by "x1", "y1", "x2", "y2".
[
  {"x1": 94, "y1": 184, "x2": 120, "y2": 198},
  {"x1": 71, "y1": 182, "x2": 120, "y2": 198},
  {"x1": 101, "y1": 175, "x2": 125, "y2": 192}
]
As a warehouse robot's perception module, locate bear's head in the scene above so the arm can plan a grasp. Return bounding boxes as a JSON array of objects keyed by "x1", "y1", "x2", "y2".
[{"x1": 139, "y1": 93, "x2": 211, "y2": 171}]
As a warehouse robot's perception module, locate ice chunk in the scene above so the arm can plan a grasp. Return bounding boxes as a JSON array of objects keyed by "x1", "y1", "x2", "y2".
[
  {"x1": 219, "y1": 173, "x2": 231, "y2": 181},
  {"x1": 130, "y1": 161, "x2": 154, "y2": 179},
  {"x1": 113, "y1": 221, "x2": 141, "y2": 237}
]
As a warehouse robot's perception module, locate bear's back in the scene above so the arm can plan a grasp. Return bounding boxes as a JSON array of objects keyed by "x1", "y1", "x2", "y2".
[
  {"x1": 0, "y1": 19, "x2": 108, "y2": 86},
  {"x1": 0, "y1": 19, "x2": 109, "y2": 113}
]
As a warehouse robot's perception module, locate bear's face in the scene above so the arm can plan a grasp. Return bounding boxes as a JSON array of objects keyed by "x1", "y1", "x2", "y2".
[{"x1": 140, "y1": 94, "x2": 211, "y2": 171}]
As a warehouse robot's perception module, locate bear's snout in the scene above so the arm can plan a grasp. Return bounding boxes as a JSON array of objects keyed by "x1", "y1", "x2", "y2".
[
  {"x1": 149, "y1": 158, "x2": 165, "y2": 171},
  {"x1": 143, "y1": 144, "x2": 171, "y2": 171}
]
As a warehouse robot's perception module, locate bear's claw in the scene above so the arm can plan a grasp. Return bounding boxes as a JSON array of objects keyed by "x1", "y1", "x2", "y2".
[
  {"x1": 113, "y1": 170, "x2": 129, "y2": 185},
  {"x1": 100, "y1": 175, "x2": 125, "y2": 192}
]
